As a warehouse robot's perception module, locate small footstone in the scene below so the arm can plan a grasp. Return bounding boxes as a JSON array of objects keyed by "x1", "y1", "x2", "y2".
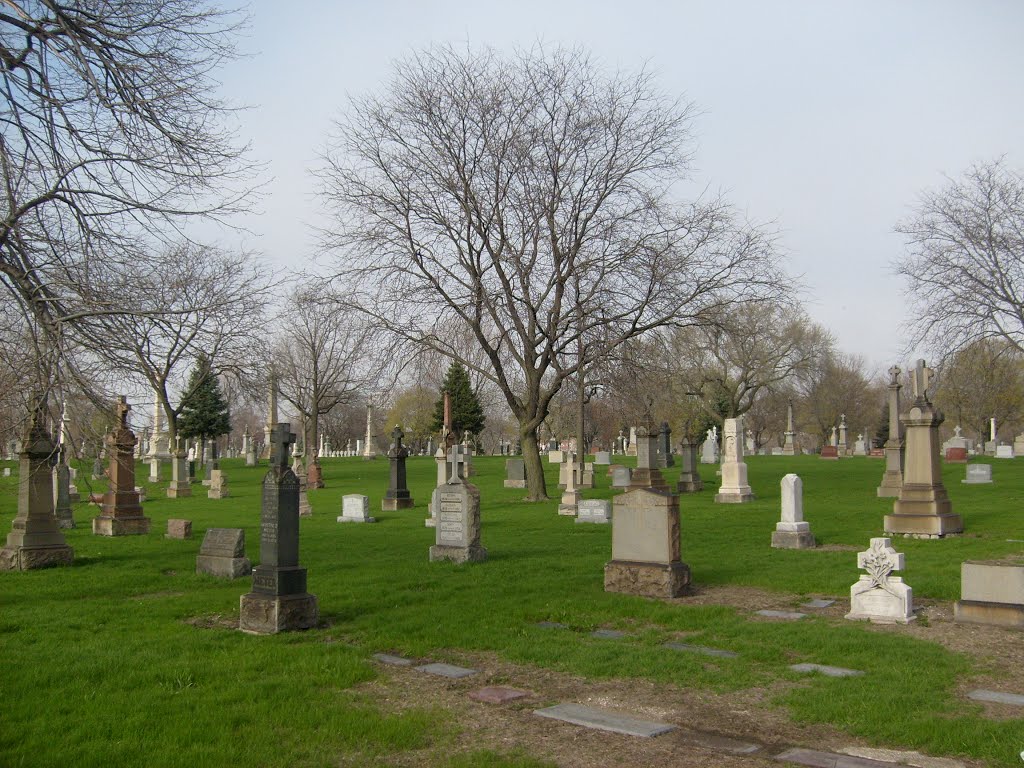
[
  {"x1": 967, "y1": 689, "x2": 1024, "y2": 706},
  {"x1": 677, "y1": 729, "x2": 762, "y2": 754},
  {"x1": 801, "y1": 599, "x2": 835, "y2": 609},
  {"x1": 373, "y1": 653, "x2": 413, "y2": 667},
  {"x1": 534, "y1": 703, "x2": 676, "y2": 738},
  {"x1": 756, "y1": 610, "x2": 807, "y2": 620},
  {"x1": 663, "y1": 642, "x2": 739, "y2": 659},
  {"x1": 468, "y1": 686, "x2": 531, "y2": 704},
  {"x1": 590, "y1": 628, "x2": 627, "y2": 639},
  {"x1": 415, "y1": 662, "x2": 477, "y2": 679},
  {"x1": 536, "y1": 621, "x2": 568, "y2": 630},
  {"x1": 789, "y1": 663, "x2": 864, "y2": 678},
  {"x1": 775, "y1": 747, "x2": 897, "y2": 767}
]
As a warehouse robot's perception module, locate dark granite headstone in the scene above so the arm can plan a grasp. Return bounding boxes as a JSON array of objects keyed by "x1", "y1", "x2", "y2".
[
  {"x1": 382, "y1": 426, "x2": 414, "y2": 511},
  {"x1": 504, "y1": 458, "x2": 526, "y2": 488},
  {"x1": 676, "y1": 438, "x2": 704, "y2": 493}
]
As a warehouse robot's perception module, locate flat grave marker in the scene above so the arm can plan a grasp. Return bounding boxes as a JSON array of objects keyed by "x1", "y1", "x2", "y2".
[{"x1": 534, "y1": 703, "x2": 676, "y2": 738}]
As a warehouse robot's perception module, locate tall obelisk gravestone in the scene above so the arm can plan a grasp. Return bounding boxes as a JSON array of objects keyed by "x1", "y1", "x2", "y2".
[
  {"x1": 877, "y1": 366, "x2": 905, "y2": 497},
  {"x1": 884, "y1": 360, "x2": 963, "y2": 538},
  {"x1": 93, "y1": 396, "x2": 150, "y2": 536},
  {"x1": 239, "y1": 422, "x2": 319, "y2": 634},
  {"x1": 0, "y1": 402, "x2": 74, "y2": 570}
]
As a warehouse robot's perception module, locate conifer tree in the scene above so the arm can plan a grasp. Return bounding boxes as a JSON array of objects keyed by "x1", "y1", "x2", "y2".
[
  {"x1": 177, "y1": 354, "x2": 231, "y2": 441},
  {"x1": 430, "y1": 361, "x2": 485, "y2": 441}
]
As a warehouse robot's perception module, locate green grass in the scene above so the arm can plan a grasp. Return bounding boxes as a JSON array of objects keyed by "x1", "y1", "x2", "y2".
[{"x1": 0, "y1": 453, "x2": 1022, "y2": 766}]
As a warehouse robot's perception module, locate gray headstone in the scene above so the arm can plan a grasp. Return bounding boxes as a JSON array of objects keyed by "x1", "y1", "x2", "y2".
[
  {"x1": 429, "y1": 475, "x2": 486, "y2": 563},
  {"x1": 533, "y1": 703, "x2": 676, "y2": 738},
  {"x1": 755, "y1": 610, "x2": 807, "y2": 620},
  {"x1": 503, "y1": 458, "x2": 526, "y2": 488},
  {"x1": 962, "y1": 464, "x2": 993, "y2": 484},
  {"x1": 415, "y1": 662, "x2": 477, "y2": 679},
  {"x1": 593, "y1": 451, "x2": 611, "y2": 465},
  {"x1": 611, "y1": 465, "x2": 632, "y2": 488},
  {"x1": 576, "y1": 499, "x2": 611, "y2": 524},
  {"x1": 967, "y1": 689, "x2": 1024, "y2": 706},
  {"x1": 196, "y1": 528, "x2": 251, "y2": 578}
]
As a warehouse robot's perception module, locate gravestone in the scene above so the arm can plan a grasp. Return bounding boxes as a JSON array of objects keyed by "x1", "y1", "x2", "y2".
[
  {"x1": 557, "y1": 453, "x2": 580, "y2": 516},
  {"x1": 715, "y1": 417, "x2": 754, "y2": 503},
  {"x1": 945, "y1": 446, "x2": 968, "y2": 463},
  {"x1": 166, "y1": 519, "x2": 192, "y2": 539},
  {"x1": 853, "y1": 434, "x2": 866, "y2": 456},
  {"x1": 548, "y1": 449, "x2": 564, "y2": 464},
  {"x1": 53, "y1": 461, "x2": 74, "y2": 529},
  {"x1": 877, "y1": 365, "x2": 905, "y2": 496},
  {"x1": 771, "y1": 474, "x2": 815, "y2": 549},
  {"x1": 628, "y1": 427, "x2": 670, "y2": 491},
  {"x1": 611, "y1": 465, "x2": 632, "y2": 488},
  {"x1": 362, "y1": 404, "x2": 377, "y2": 460},
  {"x1": 306, "y1": 457, "x2": 323, "y2": 489},
  {"x1": 845, "y1": 537, "x2": 914, "y2": 624},
  {"x1": 675, "y1": 438, "x2": 704, "y2": 493},
  {"x1": 92, "y1": 455, "x2": 104, "y2": 479},
  {"x1": 996, "y1": 444, "x2": 1015, "y2": 459},
  {"x1": 382, "y1": 426, "x2": 414, "y2": 511},
  {"x1": 700, "y1": 427, "x2": 719, "y2": 464},
  {"x1": 93, "y1": 396, "x2": 150, "y2": 536},
  {"x1": 239, "y1": 422, "x2": 319, "y2": 634},
  {"x1": 604, "y1": 485, "x2": 689, "y2": 598},
  {"x1": 885, "y1": 360, "x2": 962, "y2": 538},
  {"x1": 657, "y1": 422, "x2": 674, "y2": 468},
  {"x1": 954, "y1": 560, "x2": 1024, "y2": 628},
  {"x1": 429, "y1": 448, "x2": 486, "y2": 563},
  {"x1": 0, "y1": 402, "x2": 74, "y2": 570},
  {"x1": 593, "y1": 451, "x2": 611, "y2": 465},
  {"x1": 434, "y1": 445, "x2": 447, "y2": 486},
  {"x1": 207, "y1": 469, "x2": 229, "y2": 499},
  {"x1": 782, "y1": 400, "x2": 799, "y2": 455},
  {"x1": 504, "y1": 458, "x2": 526, "y2": 488},
  {"x1": 1014, "y1": 433, "x2": 1024, "y2": 456},
  {"x1": 167, "y1": 440, "x2": 191, "y2": 498},
  {"x1": 196, "y1": 527, "x2": 251, "y2": 578},
  {"x1": 576, "y1": 499, "x2": 611, "y2": 524},
  {"x1": 626, "y1": 426, "x2": 638, "y2": 456},
  {"x1": 337, "y1": 494, "x2": 375, "y2": 523},
  {"x1": 962, "y1": 464, "x2": 993, "y2": 484}
]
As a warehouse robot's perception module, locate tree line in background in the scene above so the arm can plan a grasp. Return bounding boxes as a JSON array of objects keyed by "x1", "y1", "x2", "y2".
[{"x1": 1, "y1": 7, "x2": 1022, "y2": 499}]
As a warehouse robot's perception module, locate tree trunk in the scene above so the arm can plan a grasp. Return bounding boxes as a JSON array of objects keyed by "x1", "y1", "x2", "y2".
[{"x1": 520, "y1": 427, "x2": 548, "y2": 501}]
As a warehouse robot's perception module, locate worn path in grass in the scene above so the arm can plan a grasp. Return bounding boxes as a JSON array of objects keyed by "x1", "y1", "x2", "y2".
[{"x1": 0, "y1": 452, "x2": 1022, "y2": 767}]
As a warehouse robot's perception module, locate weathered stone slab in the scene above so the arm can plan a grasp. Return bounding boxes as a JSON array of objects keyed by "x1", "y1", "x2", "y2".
[
  {"x1": 775, "y1": 747, "x2": 898, "y2": 768},
  {"x1": 468, "y1": 686, "x2": 531, "y2": 704},
  {"x1": 590, "y1": 628, "x2": 627, "y2": 639},
  {"x1": 676, "y1": 729, "x2": 761, "y2": 754},
  {"x1": 165, "y1": 519, "x2": 192, "y2": 539},
  {"x1": 373, "y1": 653, "x2": 413, "y2": 667},
  {"x1": 967, "y1": 689, "x2": 1024, "y2": 706},
  {"x1": 338, "y1": 493, "x2": 376, "y2": 523},
  {"x1": 962, "y1": 464, "x2": 992, "y2": 484},
  {"x1": 839, "y1": 747, "x2": 966, "y2": 768},
  {"x1": 663, "y1": 642, "x2": 738, "y2": 659},
  {"x1": 576, "y1": 499, "x2": 611, "y2": 524},
  {"x1": 534, "y1": 703, "x2": 676, "y2": 737},
  {"x1": 801, "y1": 599, "x2": 835, "y2": 609},
  {"x1": 790, "y1": 663, "x2": 864, "y2": 678},
  {"x1": 755, "y1": 610, "x2": 807, "y2": 619},
  {"x1": 415, "y1": 662, "x2": 477, "y2": 679}
]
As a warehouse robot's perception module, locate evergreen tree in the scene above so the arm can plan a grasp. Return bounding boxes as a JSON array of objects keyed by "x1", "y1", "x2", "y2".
[
  {"x1": 429, "y1": 361, "x2": 485, "y2": 441},
  {"x1": 177, "y1": 354, "x2": 231, "y2": 441}
]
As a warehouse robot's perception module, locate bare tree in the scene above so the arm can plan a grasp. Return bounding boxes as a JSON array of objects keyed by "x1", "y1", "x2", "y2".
[
  {"x1": 896, "y1": 158, "x2": 1024, "y2": 357},
  {"x1": 319, "y1": 45, "x2": 788, "y2": 498},
  {"x1": 934, "y1": 338, "x2": 1024, "y2": 440},
  {"x1": 73, "y1": 242, "x2": 273, "y2": 447},
  {"x1": 0, "y1": 1, "x2": 255, "y2": 413},
  {"x1": 274, "y1": 286, "x2": 396, "y2": 457}
]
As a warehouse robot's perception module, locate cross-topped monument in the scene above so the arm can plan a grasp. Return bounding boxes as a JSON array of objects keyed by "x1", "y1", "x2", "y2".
[
  {"x1": 382, "y1": 425, "x2": 414, "y2": 510},
  {"x1": 268, "y1": 422, "x2": 295, "y2": 470},
  {"x1": 909, "y1": 358, "x2": 933, "y2": 402}
]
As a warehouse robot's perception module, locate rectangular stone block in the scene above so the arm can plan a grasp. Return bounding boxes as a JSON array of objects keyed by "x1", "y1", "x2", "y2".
[
  {"x1": 165, "y1": 519, "x2": 192, "y2": 539},
  {"x1": 576, "y1": 499, "x2": 611, "y2": 524},
  {"x1": 961, "y1": 560, "x2": 1024, "y2": 604},
  {"x1": 534, "y1": 703, "x2": 676, "y2": 738}
]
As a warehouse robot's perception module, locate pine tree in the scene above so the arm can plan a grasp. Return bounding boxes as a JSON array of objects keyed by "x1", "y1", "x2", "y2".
[
  {"x1": 177, "y1": 355, "x2": 231, "y2": 441},
  {"x1": 429, "y1": 361, "x2": 485, "y2": 441}
]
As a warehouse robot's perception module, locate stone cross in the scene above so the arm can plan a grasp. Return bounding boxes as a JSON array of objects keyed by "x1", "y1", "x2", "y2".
[
  {"x1": 856, "y1": 537, "x2": 904, "y2": 592},
  {"x1": 269, "y1": 423, "x2": 296, "y2": 470},
  {"x1": 888, "y1": 365, "x2": 901, "y2": 387},
  {"x1": 840, "y1": 413, "x2": 846, "y2": 426},
  {"x1": 391, "y1": 425, "x2": 404, "y2": 450},
  {"x1": 447, "y1": 444, "x2": 465, "y2": 484},
  {"x1": 909, "y1": 359, "x2": 933, "y2": 401},
  {"x1": 115, "y1": 396, "x2": 130, "y2": 427}
]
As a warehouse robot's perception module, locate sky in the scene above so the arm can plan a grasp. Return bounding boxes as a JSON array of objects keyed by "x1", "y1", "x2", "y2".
[{"x1": 214, "y1": 0, "x2": 1024, "y2": 375}]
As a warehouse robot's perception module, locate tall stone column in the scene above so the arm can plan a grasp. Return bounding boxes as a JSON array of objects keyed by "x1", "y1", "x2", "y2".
[
  {"x1": 93, "y1": 396, "x2": 150, "y2": 536},
  {"x1": 362, "y1": 404, "x2": 377, "y2": 460},
  {"x1": 0, "y1": 402, "x2": 74, "y2": 570},
  {"x1": 262, "y1": 372, "x2": 278, "y2": 460},
  {"x1": 884, "y1": 359, "x2": 963, "y2": 538},
  {"x1": 715, "y1": 417, "x2": 755, "y2": 503},
  {"x1": 877, "y1": 366, "x2": 905, "y2": 497},
  {"x1": 628, "y1": 426, "x2": 670, "y2": 491},
  {"x1": 675, "y1": 436, "x2": 703, "y2": 493},
  {"x1": 782, "y1": 400, "x2": 798, "y2": 455}
]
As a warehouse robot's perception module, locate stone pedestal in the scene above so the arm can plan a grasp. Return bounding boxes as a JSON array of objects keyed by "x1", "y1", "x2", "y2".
[
  {"x1": 604, "y1": 487, "x2": 689, "y2": 598},
  {"x1": 0, "y1": 406, "x2": 74, "y2": 571},
  {"x1": 93, "y1": 396, "x2": 150, "y2": 536},
  {"x1": 429, "y1": 471, "x2": 486, "y2": 563},
  {"x1": 877, "y1": 366, "x2": 905, "y2": 497},
  {"x1": 884, "y1": 363, "x2": 962, "y2": 538},
  {"x1": 675, "y1": 439, "x2": 703, "y2": 493},
  {"x1": 167, "y1": 452, "x2": 191, "y2": 498},
  {"x1": 715, "y1": 417, "x2": 754, "y2": 503},
  {"x1": 207, "y1": 469, "x2": 229, "y2": 499},
  {"x1": 239, "y1": 423, "x2": 318, "y2": 634},
  {"x1": 954, "y1": 560, "x2": 1024, "y2": 628},
  {"x1": 629, "y1": 427, "x2": 670, "y2": 491}
]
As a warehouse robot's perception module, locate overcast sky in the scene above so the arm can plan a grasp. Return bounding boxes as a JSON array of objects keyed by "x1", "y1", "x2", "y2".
[{"x1": 215, "y1": 0, "x2": 1024, "y2": 374}]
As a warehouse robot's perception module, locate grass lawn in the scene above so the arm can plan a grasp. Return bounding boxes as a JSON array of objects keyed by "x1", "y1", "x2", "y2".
[{"x1": 0, "y1": 451, "x2": 1022, "y2": 767}]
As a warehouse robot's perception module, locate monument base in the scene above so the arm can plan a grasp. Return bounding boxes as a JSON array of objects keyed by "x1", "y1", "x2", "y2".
[
  {"x1": 945, "y1": 448, "x2": 968, "y2": 463},
  {"x1": 239, "y1": 592, "x2": 319, "y2": 634},
  {"x1": 876, "y1": 476, "x2": 902, "y2": 497},
  {"x1": 166, "y1": 483, "x2": 192, "y2": 498},
  {"x1": 676, "y1": 476, "x2": 703, "y2": 493},
  {"x1": 820, "y1": 447, "x2": 839, "y2": 460},
  {"x1": 603, "y1": 560, "x2": 690, "y2": 598},
  {"x1": 0, "y1": 543, "x2": 74, "y2": 571},
  {"x1": 196, "y1": 554, "x2": 251, "y2": 579},
  {"x1": 954, "y1": 600, "x2": 1024, "y2": 628},
  {"x1": 92, "y1": 515, "x2": 151, "y2": 536},
  {"x1": 557, "y1": 504, "x2": 578, "y2": 516},
  {"x1": 381, "y1": 496, "x2": 415, "y2": 511},
  {"x1": 207, "y1": 488, "x2": 229, "y2": 499},
  {"x1": 429, "y1": 544, "x2": 487, "y2": 564},
  {"x1": 56, "y1": 516, "x2": 76, "y2": 530},
  {"x1": 503, "y1": 480, "x2": 526, "y2": 488},
  {"x1": 336, "y1": 515, "x2": 377, "y2": 523},
  {"x1": 714, "y1": 488, "x2": 755, "y2": 504},
  {"x1": 771, "y1": 530, "x2": 816, "y2": 549},
  {"x1": 883, "y1": 511, "x2": 963, "y2": 538}
]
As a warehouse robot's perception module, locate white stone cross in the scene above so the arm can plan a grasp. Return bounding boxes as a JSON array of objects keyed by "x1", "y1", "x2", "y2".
[
  {"x1": 856, "y1": 538, "x2": 904, "y2": 591},
  {"x1": 910, "y1": 359, "x2": 933, "y2": 400}
]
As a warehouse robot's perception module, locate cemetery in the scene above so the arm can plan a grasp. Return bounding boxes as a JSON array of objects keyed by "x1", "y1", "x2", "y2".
[{"x1": 1, "y1": 444, "x2": 1022, "y2": 767}]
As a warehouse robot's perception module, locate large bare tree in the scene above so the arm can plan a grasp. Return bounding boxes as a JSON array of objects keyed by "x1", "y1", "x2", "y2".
[
  {"x1": 896, "y1": 158, "x2": 1024, "y2": 357},
  {"x1": 319, "y1": 45, "x2": 787, "y2": 498},
  {"x1": 0, "y1": 0, "x2": 254, "y2": 412}
]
